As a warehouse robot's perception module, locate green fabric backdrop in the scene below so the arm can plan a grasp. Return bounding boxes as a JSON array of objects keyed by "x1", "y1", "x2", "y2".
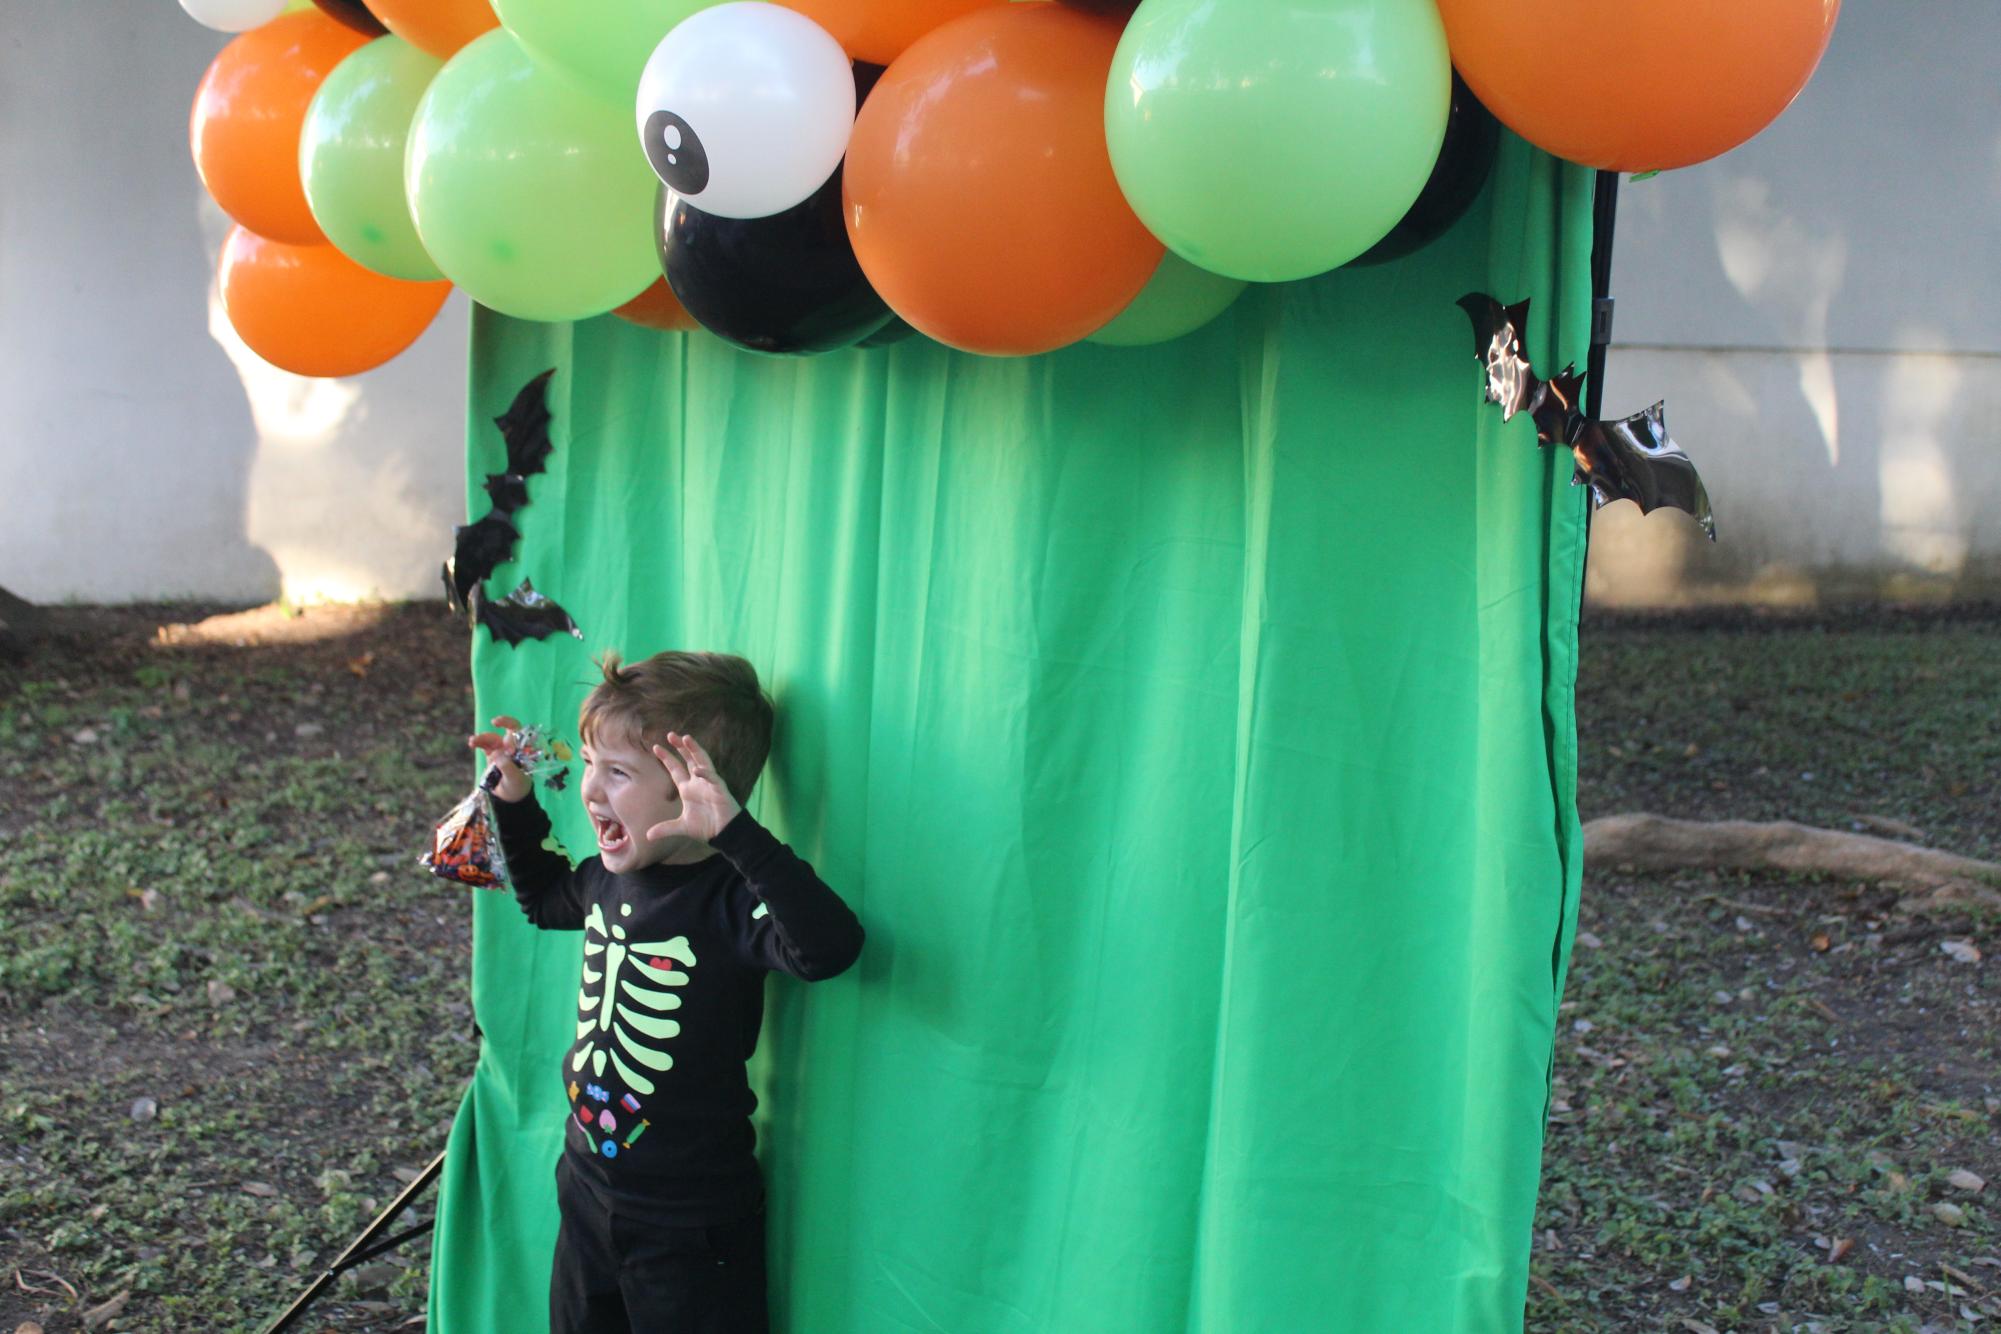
[{"x1": 429, "y1": 139, "x2": 1594, "y2": 1333}]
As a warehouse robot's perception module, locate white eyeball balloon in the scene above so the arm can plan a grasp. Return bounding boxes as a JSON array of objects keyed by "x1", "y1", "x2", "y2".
[
  {"x1": 178, "y1": 0, "x2": 289, "y2": 31},
  {"x1": 635, "y1": 2, "x2": 856, "y2": 220}
]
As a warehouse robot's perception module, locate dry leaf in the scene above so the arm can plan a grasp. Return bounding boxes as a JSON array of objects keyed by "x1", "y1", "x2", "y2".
[
  {"x1": 128, "y1": 1097, "x2": 157, "y2": 1123},
  {"x1": 1678, "y1": 1319, "x2": 1721, "y2": 1334},
  {"x1": 1576, "y1": 930, "x2": 1603, "y2": 949},
  {"x1": 1809, "y1": 932, "x2": 1832, "y2": 952},
  {"x1": 241, "y1": 1182, "x2": 278, "y2": 1198},
  {"x1": 80, "y1": 1290, "x2": 129, "y2": 1330},
  {"x1": 347, "y1": 652, "x2": 376, "y2": 678},
  {"x1": 1935, "y1": 1201, "x2": 1968, "y2": 1227},
  {"x1": 1830, "y1": 1236, "x2": 1854, "y2": 1263},
  {"x1": 1669, "y1": 1275, "x2": 1692, "y2": 1291},
  {"x1": 1946, "y1": 1169, "x2": 1987, "y2": 1193},
  {"x1": 16, "y1": 1321, "x2": 47, "y2": 1334},
  {"x1": 1941, "y1": 940, "x2": 1982, "y2": 965}
]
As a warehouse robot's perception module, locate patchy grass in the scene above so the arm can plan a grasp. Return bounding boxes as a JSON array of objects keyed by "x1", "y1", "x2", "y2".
[
  {"x1": 1, "y1": 604, "x2": 477, "y2": 1333},
  {"x1": 1530, "y1": 605, "x2": 2001, "y2": 1334},
  {"x1": 1574, "y1": 605, "x2": 2001, "y2": 860},
  {"x1": 2, "y1": 601, "x2": 1997, "y2": 1333}
]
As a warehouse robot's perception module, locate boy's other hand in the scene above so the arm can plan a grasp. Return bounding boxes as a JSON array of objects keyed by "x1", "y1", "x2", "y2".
[
  {"x1": 646, "y1": 732, "x2": 742, "y2": 844},
  {"x1": 468, "y1": 715, "x2": 532, "y2": 802}
]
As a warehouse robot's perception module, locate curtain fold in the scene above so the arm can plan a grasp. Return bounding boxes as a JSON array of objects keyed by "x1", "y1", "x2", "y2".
[{"x1": 430, "y1": 136, "x2": 1593, "y2": 1334}]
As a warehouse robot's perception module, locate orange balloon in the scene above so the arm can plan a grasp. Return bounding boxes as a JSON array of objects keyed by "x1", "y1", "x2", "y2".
[
  {"x1": 369, "y1": 0, "x2": 498, "y2": 59},
  {"x1": 190, "y1": 9, "x2": 370, "y2": 245},
  {"x1": 218, "y1": 227, "x2": 451, "y2": 376},
  {"x1": 778, "y1": 0, "x2": 1002, "y2": 65},
  {"x1": 843, "y1": 3, "x2": 1162, "y2": 356},
  {"x1": 611, "y1": 278, "x2": 700, "y2": 332},
  {"x1": 1437, "y1": 0, "x2": 1839, "y2": 172}
]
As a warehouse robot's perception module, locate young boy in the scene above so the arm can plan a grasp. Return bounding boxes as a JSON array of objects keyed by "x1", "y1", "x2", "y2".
[{"x1": 469, "y1": 650, "x2": 863, "y2": 1334}]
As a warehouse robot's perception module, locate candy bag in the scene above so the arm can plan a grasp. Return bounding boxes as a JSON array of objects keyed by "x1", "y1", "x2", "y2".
[{"x1": 422, "y1": 724, "x2": 572, "y2": 889}]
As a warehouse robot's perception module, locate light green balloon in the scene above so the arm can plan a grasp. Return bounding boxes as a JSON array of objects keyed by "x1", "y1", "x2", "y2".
[
  {"x1": 1086, "y1": 251, "x2": 1248, "y2": 347},
  {"x1": 300, "y1": 36, "x2": 444, "y2": 282},
  {"x1": 1106, "y1": 0, "x2": 1451, "y2": 283},
  {"x1": 491, "y1": 0, "x2": 720, "y2": 107},
  {"x1": 405, "y1": 29, "x2": 659, "y2": 322}
]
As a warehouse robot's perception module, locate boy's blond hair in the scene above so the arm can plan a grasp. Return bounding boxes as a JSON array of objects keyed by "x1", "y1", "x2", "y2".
[{"x1": 579, "y1": 651, "x2": 774, "y2": 801}]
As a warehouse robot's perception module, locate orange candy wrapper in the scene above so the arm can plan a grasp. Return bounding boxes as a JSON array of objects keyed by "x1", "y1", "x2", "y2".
[{"x1": 421, "y1": 724, "x2": 571, "y2": 889}]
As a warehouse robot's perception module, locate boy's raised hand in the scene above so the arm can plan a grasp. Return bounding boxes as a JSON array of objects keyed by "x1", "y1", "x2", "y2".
[
  {"x1": 467, "y1": 715, "x2": 532, "y2": 802},
  {"x1": 647, "y1": 731, "x2": 741, "y2": 844}
]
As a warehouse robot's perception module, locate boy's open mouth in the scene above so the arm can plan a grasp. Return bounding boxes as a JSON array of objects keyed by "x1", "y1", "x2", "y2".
[{"x1": 592, "y1": 813, "x2": 630, "y2": 855}]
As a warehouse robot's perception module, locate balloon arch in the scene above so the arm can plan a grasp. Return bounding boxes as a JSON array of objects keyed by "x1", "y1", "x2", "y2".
[{"x1": 179, "y1": 0, "x2": 1840, "y2": 375}]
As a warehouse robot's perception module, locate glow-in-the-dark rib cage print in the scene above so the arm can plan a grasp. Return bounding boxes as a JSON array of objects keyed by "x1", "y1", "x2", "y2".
[{"x1": 575, "y1": 901, "x2": 696, "y2": 1098}]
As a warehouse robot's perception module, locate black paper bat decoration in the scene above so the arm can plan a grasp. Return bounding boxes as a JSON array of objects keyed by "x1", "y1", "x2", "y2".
[
  {"x1": 1457, "y1": 294, "x2": 1715, "y2": 539},
  {"x1": 443, "y1": 514, "x2": 517, "y2": 613},
  {"x1": 473, "y1": 579, "x2": 584, "y2": 646},
  {"x1": 493, "y1": 369, "x2": 555, "y2": 477},
  {"x1": 443, "y1": 369, "x2": 558, "y2": 614}
]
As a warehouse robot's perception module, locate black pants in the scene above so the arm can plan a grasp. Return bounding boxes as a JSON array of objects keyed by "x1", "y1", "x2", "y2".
[{"x1": 550, "y1": 1156, "x2": 770, "y2": 1334}]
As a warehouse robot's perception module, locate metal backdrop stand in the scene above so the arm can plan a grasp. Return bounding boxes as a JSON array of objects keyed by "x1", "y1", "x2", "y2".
[
  {"x1": 262, "y1": 1148, "x2": 444, "y2": 1334},
  {"x1": 1586, "y1": 168, "x2": 1621, "y2": 422}
]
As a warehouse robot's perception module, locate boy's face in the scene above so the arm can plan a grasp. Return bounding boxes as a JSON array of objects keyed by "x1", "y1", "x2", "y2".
[{"x1": 578, "y1": 727, "x2": 694, "y2": 873}]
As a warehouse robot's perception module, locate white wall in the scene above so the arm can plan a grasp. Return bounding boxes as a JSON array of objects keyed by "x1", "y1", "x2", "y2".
[
  {"x1": 0, "y1": 0, "x2": 466, "y2": 604},
  {"x1": 5, "y1": 4, "x2": 1996, "y2": 606},
  {"x1": 1587, "y1": 0, "x2": 2001, "y2": 605}
]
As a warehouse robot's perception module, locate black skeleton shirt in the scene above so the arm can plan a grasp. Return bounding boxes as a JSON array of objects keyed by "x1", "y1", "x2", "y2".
[{"x1": 494, "y1": 793, "x2": 864, "y2": 1224}]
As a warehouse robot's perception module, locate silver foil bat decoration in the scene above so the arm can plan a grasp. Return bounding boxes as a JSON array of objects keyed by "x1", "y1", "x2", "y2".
[{"x1": 1458, "y1": 294, "x2": 1714, "y2": 540}]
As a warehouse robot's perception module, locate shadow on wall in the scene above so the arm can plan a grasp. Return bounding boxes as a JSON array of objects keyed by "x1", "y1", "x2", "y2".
[
  {"x1": 1586, "y1": 175, "x2": 2001, "y2": 607},
  {"x1": 0, "y1": 0, "x2": 468, "y2": 607},
  {"x1": 1583, "y1": 5, "x2": 2001, "y2": 608},
  {"x1": 199, "y1": 202, "x2": 471, "y2": 607},
  {"x1": 0, "y1": 1, "x2": 280, "y2": 603}
]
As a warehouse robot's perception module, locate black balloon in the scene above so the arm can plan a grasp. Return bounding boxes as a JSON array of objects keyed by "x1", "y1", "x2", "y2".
[
  {"x1": 655, "y1": 62, "x2": 891, "y2": 356},
  {"x1": 857, "y1": 317, "x2": 919, "y2": 349},
  {"x1": 1350, "y1": 72, "x2": 1502, "y2": 267},
  {"x1": 657, "y1": 177, "x2": 890, "y2": 356},
  {"x1": 310, "y1": 0, "x2": 387, "y2": 35}
]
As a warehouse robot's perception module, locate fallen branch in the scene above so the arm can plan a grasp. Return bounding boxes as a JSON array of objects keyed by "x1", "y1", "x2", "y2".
[{"x1": 1583, "y1": 813, "x2": 2001, "y2": 914}]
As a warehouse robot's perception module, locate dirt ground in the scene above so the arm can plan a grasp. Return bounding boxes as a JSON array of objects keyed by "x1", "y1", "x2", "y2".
[
  {"x1": 3, "y1": 603, "x2": 478, "y2": 1333},
  {"x1": 3, "y1": 600, "x2": 1997, "y2": 1333}
]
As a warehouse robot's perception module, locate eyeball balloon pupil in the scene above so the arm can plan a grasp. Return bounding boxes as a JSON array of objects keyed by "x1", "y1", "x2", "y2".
[{"x1": 643, "y1": 110, "x2": 710, "y2": 198}]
